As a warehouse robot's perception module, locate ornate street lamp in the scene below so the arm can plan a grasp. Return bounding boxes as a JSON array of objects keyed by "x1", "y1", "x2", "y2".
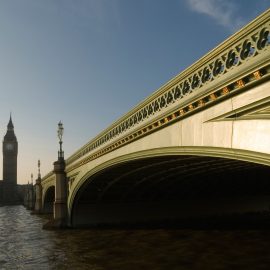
[
  {"x1": 57, "y1": 121, "x2": 64, "y2": 159},
  {"x1": 52, "y1": 121, "x2": 67, "y2": 228}
]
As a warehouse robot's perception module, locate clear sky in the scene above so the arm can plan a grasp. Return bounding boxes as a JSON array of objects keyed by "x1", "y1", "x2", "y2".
[{"x1": 0, "y1": 0, "x2": 269, "y2": 184}]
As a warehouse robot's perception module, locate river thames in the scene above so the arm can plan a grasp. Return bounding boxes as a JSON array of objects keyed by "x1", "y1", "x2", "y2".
[{"x1": 1, "y1": 205, "x2": 270, "y2": 269}]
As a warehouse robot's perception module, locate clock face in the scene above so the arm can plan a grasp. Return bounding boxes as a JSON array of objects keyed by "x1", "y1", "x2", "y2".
[{"x1": 6, "y1": 143, "x2": 14, "y2": 151}]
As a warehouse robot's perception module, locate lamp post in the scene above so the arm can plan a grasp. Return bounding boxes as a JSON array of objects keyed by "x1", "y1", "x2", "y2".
[
  {"x1": 51, "y1": 121, "x2": 68, "y2": 228},
  {"x1": 58, "y1": 121, "x2": 64, "y2": 159}
]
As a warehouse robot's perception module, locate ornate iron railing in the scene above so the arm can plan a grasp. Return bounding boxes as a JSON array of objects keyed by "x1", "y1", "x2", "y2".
[{"x1": 64, "y1": 9, "x2": 270, "y2": 168}]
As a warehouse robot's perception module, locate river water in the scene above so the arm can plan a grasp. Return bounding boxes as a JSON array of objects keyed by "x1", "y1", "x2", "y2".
[{"x1": 1, "y1": 205, "x2": 270, "y2": 269}]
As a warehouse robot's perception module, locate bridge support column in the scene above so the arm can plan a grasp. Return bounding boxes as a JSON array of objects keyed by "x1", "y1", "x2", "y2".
[
  {"x1": 33, "y1": 177, "x2": 42, "y2": 213},
  {"x1": 53, "y1": 157, "x2": 68, "y2": 227}
]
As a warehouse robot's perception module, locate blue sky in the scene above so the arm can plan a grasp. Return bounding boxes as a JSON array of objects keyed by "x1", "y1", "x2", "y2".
[{"x1": 0, "y1": 0, "x2": 269, "y2": 184}]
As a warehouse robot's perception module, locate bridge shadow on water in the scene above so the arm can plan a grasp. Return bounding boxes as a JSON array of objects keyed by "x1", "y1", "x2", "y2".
[
  {"x1": 44, "y1": 216, "x2": 270, "y2": 270},
  {"x1": 32, "y1": 212, "x2": 270, "y2": 270},
  {"x1": 72, "y1": 211, "x2": 270, "y2": 231}
]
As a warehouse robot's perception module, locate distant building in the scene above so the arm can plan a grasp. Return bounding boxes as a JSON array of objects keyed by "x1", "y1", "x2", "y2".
[{"x1": 0, "y1": 116, "x2": 21, "y2": 205}]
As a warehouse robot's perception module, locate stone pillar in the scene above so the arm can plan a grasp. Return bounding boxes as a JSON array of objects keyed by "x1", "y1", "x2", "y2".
[
  {"x1": 34, "y1": 177, "x2": 42, "y2": 213},
  {"x1": 53, "y1": 157, "x2": 67, "y2": 227},
  {"x1": 28, "y1": 185, "x2": 34, "y2": 210}
]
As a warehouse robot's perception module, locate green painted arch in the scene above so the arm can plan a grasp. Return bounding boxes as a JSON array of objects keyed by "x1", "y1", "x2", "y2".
[{"x1": 68, "y1": 145, "x2": 270, "y2": 218}]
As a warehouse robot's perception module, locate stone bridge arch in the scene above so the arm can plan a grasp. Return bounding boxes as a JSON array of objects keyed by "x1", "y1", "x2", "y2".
[
  {"x1": 43, "y1": 185, "x2": 55, "y2": 214},
  {"x1": 69, "y1": 146, "x2": 270, "y2": 227}
]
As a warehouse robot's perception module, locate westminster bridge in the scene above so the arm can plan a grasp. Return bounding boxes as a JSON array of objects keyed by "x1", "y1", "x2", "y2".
[{"x1": 31, "y1": 9, "x2": 270, "y2": 227}]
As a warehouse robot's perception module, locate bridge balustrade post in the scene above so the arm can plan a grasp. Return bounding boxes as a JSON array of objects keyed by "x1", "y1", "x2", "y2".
[{"x1": 53, "y1": 157, "x2": 67, "y2": 227}]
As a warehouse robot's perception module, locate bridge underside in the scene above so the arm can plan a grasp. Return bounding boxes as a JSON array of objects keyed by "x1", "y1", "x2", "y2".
[
  {"x1": 71, "y1": 155, "x2": 270, "y2": 227},
  {"x1": 43, "y1": 186, "x2": 55, "y2": 214}
]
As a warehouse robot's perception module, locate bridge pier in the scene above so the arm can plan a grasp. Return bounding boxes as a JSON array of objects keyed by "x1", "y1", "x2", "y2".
[
  {"x1": 52, "y1": 158, "x2": 68, "y2": 228},
  {"x1": 33, "y1": 176, "x2": 42, "y2": 213},
  {"x1": 43, "y1": 158, "x2": 68, "y2": 229}
]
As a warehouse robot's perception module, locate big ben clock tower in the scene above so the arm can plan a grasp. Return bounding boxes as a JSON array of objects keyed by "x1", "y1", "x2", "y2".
[{"x1": 2, "y1": 115, "x2": 18, "y2": 203}]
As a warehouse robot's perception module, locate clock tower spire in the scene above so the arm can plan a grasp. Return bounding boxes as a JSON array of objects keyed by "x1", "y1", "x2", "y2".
[{"x1": 2, "y1": 115, "x2": 18, "y2": 203}]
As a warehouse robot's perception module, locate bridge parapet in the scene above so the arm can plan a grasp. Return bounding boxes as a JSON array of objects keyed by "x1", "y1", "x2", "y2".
[
  {"x1": 65, "y1": 9, "x2": 270, "y2": 170},
  {"x1": 41, "y1": 9, "x2": 270, "y2": 184}
]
